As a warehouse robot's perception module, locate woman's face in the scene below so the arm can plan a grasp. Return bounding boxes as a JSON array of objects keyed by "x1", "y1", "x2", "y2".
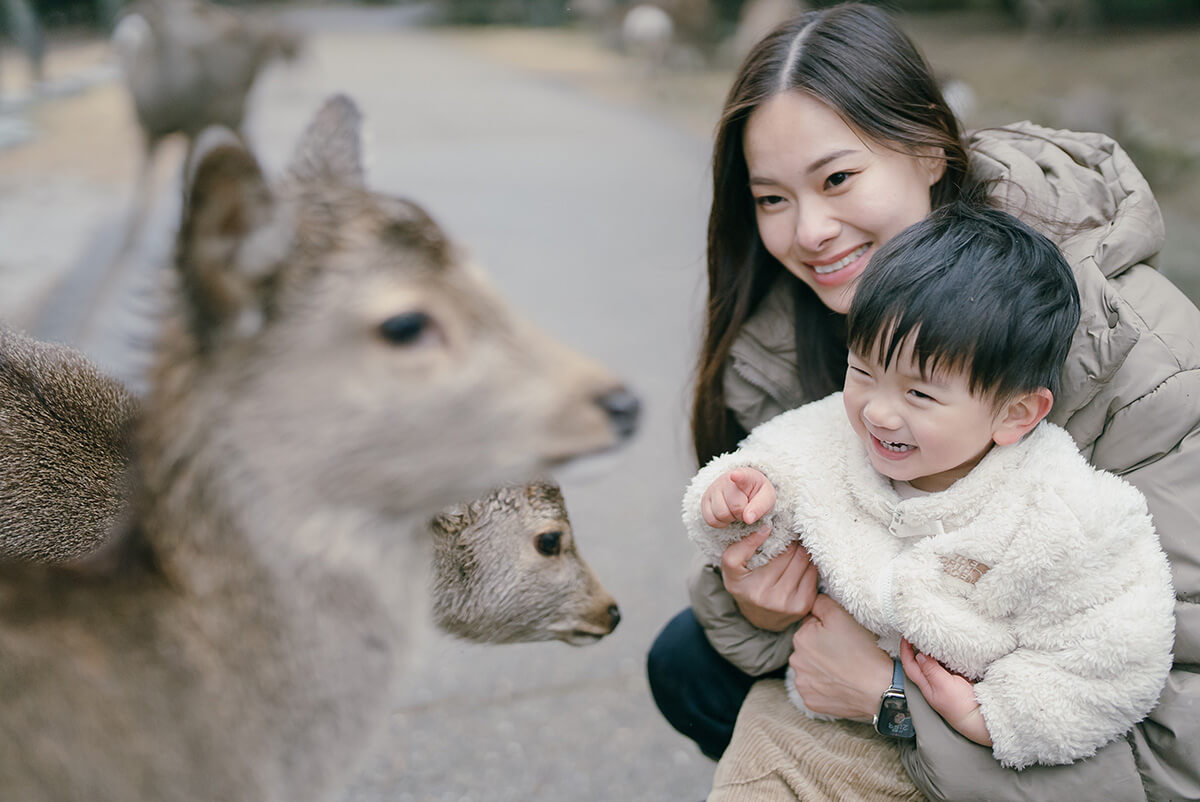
[{"x1": 743, "y1": 91, "x2": 944, "y2": 314}]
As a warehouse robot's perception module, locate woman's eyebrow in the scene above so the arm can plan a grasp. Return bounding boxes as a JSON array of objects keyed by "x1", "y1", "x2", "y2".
[{"x1": 806, "y1": 149, "x2": 857, "y2": 175}]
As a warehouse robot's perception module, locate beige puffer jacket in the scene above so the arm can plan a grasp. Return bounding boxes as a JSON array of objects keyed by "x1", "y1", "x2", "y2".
[{"x1": 688, "y1": 122, "x2": 1200, "y2": 801}]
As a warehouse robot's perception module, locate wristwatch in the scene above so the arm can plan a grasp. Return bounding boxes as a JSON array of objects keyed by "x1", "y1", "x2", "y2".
[{"x1": 873, "y1": 658, "x2": 915, "y2": 738}]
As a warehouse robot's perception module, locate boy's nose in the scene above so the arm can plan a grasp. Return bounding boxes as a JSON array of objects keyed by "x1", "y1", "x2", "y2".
[{"x1": 863, "y1": 398, "x2": 902, "y2": 430}]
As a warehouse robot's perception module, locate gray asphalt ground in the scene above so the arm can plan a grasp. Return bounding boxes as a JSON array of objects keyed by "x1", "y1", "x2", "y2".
[{"x1": 2, "y1": 5, "x2": 719, "y2": 801}]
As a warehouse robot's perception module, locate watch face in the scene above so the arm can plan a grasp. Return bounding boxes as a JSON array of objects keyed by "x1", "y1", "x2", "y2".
[{"x1": 877, "y1": 692, "x2": 914, "y2": 738}]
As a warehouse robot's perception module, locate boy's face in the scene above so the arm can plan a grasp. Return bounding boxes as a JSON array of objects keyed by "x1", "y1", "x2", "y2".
[{"x1": 843, "y1": 339, "x2": 1005, "y2": 493}]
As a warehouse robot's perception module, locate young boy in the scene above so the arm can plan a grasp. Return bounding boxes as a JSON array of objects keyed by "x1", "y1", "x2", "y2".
[{"x1": 682, "y1": 203, "x2": 1175, "y2": 769}]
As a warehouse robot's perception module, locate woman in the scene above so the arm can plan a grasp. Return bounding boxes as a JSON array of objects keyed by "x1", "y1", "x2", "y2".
[{"x1": 647, "y1": 4, "x2": 1200, "y2": 800}]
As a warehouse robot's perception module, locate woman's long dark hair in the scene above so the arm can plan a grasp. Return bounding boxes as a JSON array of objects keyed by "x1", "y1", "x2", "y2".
[{"x1": 693, "y1": 2, "x2": 974, "y2": 465}]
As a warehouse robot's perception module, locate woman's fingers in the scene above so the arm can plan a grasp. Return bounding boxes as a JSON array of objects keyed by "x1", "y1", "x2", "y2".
[
  {"x1": 790, "y1": 553, "x2": 820, "y2": 614},
  {"x1": 899, "y1": 639, "x2": 931, "y2": 698},
  {"x1": 772, "y1": 542, "x2": 814, "y2": 610},
  {"x1": 720, "y1": 525, "x2": 772, "y2": 576}
]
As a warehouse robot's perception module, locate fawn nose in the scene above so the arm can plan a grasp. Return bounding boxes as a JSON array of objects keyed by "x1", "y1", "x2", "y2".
[
  {"x1": 607, "y1": 604, "x2": 621, "y2": 632},
  {"x1": 597, "y1": 388, "x2": 640, "y2": 440}
]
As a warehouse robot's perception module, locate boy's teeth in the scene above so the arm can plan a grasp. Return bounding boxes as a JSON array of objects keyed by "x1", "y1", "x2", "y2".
[
  {"x1": 812, "y1": 244, "x2": 869, "y2": 275},
  {"x1": 880, "y1": 439, "x2": 914, "y2": 452}
]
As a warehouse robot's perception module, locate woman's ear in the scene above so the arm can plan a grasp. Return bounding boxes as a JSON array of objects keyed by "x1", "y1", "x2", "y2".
[
  {"x1": 921, "y1": 146, "x2": 947, "y2": 187},
  {"x1": 992, "y1": 388, "x2": 1053, "y2": 446}
]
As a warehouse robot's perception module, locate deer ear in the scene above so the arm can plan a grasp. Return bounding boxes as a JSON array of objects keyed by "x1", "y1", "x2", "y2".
[
  {"x1": 286, "y1": 94, "x2": 364, "y2": 187},
  {"x1": 178, "y1": 127, "x2": 288, "y2": 346}
]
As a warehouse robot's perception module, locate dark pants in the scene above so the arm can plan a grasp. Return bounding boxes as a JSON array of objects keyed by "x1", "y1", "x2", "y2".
[{"x1": 646, "y1": 607, "x2": 785, "y2": 761}]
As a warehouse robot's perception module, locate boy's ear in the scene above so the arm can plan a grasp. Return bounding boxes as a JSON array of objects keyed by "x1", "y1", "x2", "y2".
[{"x1": 992, "y1": 388, "x2": 1053, "y2": 446}]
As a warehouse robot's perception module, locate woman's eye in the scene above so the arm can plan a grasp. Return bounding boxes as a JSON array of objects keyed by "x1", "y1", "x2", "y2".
[
  {"x1": 825, "y1": 171, "x2": 854, "y2": 189},
  {"x1": 379, "y1": 312, "x2": 441, "y2": 347},
  {"x1": 534, "y1": 531, "x2": 563, "y2": 557},
  {"x1": 754, "y1": 194, "x2": 785, "y2": 209}
]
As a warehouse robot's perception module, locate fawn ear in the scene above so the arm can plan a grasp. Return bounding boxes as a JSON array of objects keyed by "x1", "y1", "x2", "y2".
[
  {"x1": 430, "y1": 506, "x2": 470, "y2": 538},
  {"x1": 286, "y1": 94, "x2": 365, "y2": 187},
  {"x1": 178, "y1": 127, "x2": 290, "y2": 347}
]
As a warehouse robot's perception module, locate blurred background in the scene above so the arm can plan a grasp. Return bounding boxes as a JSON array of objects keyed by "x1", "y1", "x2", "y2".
[{"x1": 1, "y1": 1, "x2": 1197, "y2": 800}]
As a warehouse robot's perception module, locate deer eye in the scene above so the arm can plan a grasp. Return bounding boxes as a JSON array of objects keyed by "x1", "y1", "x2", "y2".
[
  {"x1": 379, "y1": 312, "x2": 439, "y2": 346},
  {"x1": 534, "y1": 531, "x2": 563, "y2": 557}
]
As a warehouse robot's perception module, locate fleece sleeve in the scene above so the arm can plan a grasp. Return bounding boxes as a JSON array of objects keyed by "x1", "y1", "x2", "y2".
[
  {"x1": 967, "y1": 477, "x2": 1175, "y2": 769},
  {"x1": 680, "y1": 403, "x2": 830, "y2": 569}
]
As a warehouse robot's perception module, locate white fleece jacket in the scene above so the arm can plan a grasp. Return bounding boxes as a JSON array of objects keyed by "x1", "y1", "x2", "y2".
[{"x1": 681, "y1": 394, "x2": 1175, "y2": 769}]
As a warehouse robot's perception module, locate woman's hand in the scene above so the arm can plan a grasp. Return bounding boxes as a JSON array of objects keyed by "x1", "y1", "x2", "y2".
[
  {"x1": 789, "y1": 594, "x2": 894, "y2": 722},
  {"x1": 720, "y1": 526, "x2": 818, "y2": 631},
  {"x1": 900, "y1": 638, "x2": 992, "y2": 747}
]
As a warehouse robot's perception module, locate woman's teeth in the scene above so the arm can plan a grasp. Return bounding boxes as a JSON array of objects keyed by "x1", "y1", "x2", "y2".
[
  {"x1": 812, "y1": 244, "x2": 869, "y2": 275},
  {"x1": 879, "y1": 439, "x2": 914, "y2": 453}
]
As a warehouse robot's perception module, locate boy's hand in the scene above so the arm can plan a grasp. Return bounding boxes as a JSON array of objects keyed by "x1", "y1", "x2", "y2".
[
  {"x1": 701, "y1": 468, "x2": 776, "y2": 528},
  {"x1": 900, "y1": 639, "x2": 992, "y2": 747}
]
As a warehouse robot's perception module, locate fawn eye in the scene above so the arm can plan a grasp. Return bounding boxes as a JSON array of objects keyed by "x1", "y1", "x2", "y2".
[
  {"x1": 534, "y1": 530, "x2": 563, "y2": 557},
  {"x1": 378, "y1": 312, "x2": 439, "y2": 347}
]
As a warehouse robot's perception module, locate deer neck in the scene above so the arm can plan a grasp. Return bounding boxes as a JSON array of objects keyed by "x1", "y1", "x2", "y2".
[{"x1": 129, "y1": 440, "x2": 431, "y2": 795}]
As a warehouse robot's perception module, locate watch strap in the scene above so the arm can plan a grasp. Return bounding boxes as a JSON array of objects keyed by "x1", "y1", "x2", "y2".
[{"x1": 874, "y1": 658, "x2": 915, "y2": 739}]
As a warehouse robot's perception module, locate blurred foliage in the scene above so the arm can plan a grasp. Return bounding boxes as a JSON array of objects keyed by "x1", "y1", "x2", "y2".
[
  {"x1": 818, "y1": 0, "x2": 1200, "y2": 25},
  {"x1": 6, "y1": 0, "x2": 1200, "y2": 34},
  {"x1": 2, "y1": 0, "x2": 289, "y2": 32},
  {"x1": 430, "y1": 0, "x2": 1200, "y2": 28},
  {"x1": 437, "y1": 0, "x2": 572, "y2": 25}
]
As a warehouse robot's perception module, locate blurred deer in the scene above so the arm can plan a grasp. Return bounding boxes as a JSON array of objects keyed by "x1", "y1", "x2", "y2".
[
  {"x1": 87, "y1": 0, "x2": 301, "y2": 339},
  {"x1": 0, "y1": 330, "x2": 621, "y2": 646},
  {"x1": 0, "y1": 94, "x2": 638, "y2": 802}
]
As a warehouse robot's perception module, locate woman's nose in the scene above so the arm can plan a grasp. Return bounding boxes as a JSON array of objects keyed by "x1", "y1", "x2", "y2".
[{"x1": 794, "y1": 202, "x2": 839, "y2": 252}]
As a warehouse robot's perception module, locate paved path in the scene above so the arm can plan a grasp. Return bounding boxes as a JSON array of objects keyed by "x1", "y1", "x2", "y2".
[{"x1": 5, "y1": 7, "x2": 718, "y2": 801}]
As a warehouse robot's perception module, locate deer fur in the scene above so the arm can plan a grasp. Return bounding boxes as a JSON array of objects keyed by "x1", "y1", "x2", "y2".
[
  {"x1": 0, "y1": 327, "x2": 137, "y2": 562},
  {"x1": 0, "y1": 94, "x2": 637, "y2": 802}
]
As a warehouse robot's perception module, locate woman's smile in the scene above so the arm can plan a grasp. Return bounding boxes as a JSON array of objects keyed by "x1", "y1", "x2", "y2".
[{"x1": 805, "y1": 243, "x2": 871, "y2": 284}]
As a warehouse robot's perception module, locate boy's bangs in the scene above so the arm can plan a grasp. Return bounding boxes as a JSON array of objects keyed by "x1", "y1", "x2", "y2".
[{"x1": 852, "y1": 300, "x2": 975, "y2": 387}]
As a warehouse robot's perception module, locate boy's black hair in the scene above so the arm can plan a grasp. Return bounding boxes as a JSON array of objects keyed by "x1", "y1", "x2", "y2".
[{"x1": 846, "y1": 202, "x2": 1081, "y2": 404}]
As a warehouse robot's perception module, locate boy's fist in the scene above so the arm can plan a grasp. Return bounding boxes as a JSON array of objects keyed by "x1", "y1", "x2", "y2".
[{"x1": 701, "y1": 468, "x2": 777, "y2": 529}]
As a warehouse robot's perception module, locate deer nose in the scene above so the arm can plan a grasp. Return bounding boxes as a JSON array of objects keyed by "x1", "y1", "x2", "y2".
[
  {"x1": 607, "y1": 604, "x2": 621, "y2": 631},
  {"x1": 597, "y1": 388, "x2": 640, "y2": 440}
]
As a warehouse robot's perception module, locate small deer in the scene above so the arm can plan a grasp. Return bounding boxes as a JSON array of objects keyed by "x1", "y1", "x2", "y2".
[
  {"x1": 431, "y1": 480, "x2": 620, "y2": 644},
  {"x1": 0, "y1": 94, "x2": 637, "y2": 802}
]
